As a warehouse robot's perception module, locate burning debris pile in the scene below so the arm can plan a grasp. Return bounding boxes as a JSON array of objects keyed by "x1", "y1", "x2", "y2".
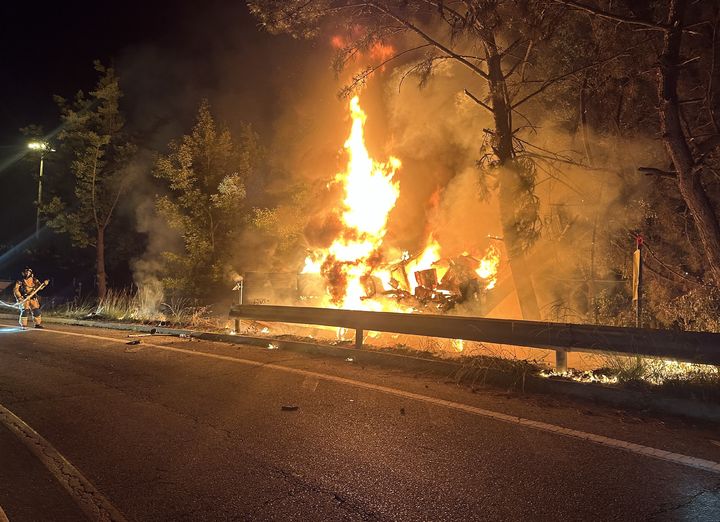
[{"x1": 302, "y1": 96, "x2": 500, "y2": 314}]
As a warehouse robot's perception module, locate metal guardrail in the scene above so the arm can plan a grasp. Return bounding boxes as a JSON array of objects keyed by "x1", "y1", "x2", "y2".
[{"x1": 230, "y1": 305, "x2": 720, "y2": 370}]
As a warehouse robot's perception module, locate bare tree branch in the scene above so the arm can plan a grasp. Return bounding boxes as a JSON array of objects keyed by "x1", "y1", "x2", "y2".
[
  {"x1": 552, "y1": 0, "x2": 701, "y2": 34},
  {"x1": 551, "y1": 0, "x2": 668, "y2": 31},
  {"x1": 638, "y1": 166, "x2": 677, "y2": 178},
  {"x1": 362, "y1": 1, "x2": 490, "y2": 80},
  {"x1": 103, "y1": 175, "x2": 128, "y2": 229},
  {"x1": 339, "y1": 43, "x2": 434, "y2": 95},
  {"x1": 504, "y1": 40, "x2": 534, "y2": 81},
  {"x1": 511, "y1": 47, "x2": 637, "y2": 109},
  {"x1": 463, "y1": 88, "x2": 493, "y2": 113}
]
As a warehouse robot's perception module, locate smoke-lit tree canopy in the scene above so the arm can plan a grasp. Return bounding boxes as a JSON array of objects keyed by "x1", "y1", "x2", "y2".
[{"x1": 153, "y1": 100, "x2": 265, "y2": 296}]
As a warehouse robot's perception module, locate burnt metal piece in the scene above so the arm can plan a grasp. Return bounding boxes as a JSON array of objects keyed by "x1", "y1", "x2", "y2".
[
  {"x1": 414, "y1": 268, "x2": 438, "y2": 289},
  {"x1": 414, "y1": 286, "x2": 433, "y2": 301}
]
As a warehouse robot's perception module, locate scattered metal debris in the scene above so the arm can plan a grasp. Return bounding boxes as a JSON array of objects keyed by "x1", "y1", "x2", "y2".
[
  {"x1": 281, "y1": 405, "x2": 299, "y2": 411},
  {"x1": 127, "y1": 331, "x2": 191, "y2": 340}
]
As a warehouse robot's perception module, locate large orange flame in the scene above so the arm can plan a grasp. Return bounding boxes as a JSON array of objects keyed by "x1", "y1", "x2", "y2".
[
  {"x1": 475, "y1": 245, "x2": 500, "y2": 289},
  {"x1": 304, "y1": 96, "x2": 500, "y2": 313},
  {"x1": 303, "y1": 96, "x2": 399, "y2": 310}
]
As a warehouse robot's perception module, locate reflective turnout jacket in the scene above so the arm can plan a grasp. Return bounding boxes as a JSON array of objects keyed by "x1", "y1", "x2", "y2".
[{"x1": 14, "y1": 277, "x2": 42, "y2": 304}]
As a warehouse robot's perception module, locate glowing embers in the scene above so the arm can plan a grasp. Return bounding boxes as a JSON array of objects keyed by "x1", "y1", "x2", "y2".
[{"x1": 452, "y1": 339, "x2": 465, "y2": 353}]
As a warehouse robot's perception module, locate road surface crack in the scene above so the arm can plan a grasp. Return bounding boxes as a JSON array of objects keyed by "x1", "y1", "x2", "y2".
[
  {"x1": 648, "y1": 480, "x2": 720, "y2": 518},
  {"x1": 253, "y1": 461, "x2": 384, "y2": 521}
]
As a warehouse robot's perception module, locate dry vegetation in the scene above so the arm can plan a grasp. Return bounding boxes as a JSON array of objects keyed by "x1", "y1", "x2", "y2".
[{"x1": 47, "y1": 289, "x2": 226, "y2": 330}]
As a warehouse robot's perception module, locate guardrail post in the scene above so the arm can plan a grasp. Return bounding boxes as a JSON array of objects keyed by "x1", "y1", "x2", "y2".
[
  {"x1": 555, "y1": 350, "x2": 568, "y2": 372},
  {"x1": 355, "y1": 328, "x2": 363, "y2": 349}
]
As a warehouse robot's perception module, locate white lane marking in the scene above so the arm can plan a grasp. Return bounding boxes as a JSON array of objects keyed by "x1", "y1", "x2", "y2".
[
  {"x1": 30, "y1": 327, "x2": 720, "y2": 475},
  {"x1": 0, "y1": 505, "x2": 9, "y2": 522},
  {"x1": 0, "y1": 403, "x2": 127, "y2": 522}
]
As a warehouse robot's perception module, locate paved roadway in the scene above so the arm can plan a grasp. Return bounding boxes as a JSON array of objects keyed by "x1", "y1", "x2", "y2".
[{"x1": 0, "y1": 321, "x2": 719, "y2": 521}]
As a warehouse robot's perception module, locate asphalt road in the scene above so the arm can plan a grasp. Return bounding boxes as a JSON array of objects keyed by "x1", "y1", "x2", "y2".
[{"x1": 0, "y1": 321, "x2": 719, "y2": 521}]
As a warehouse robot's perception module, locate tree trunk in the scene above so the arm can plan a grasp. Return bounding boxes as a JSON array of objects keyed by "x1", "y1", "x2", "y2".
[
  {"x1": 659, "y1": 0, "x2": 720, "y2": 288},
  {"x1": 484, "y1": 36, "x2": 541, "y2": 320},
  {"x1": 497, "y1": 170, "x2": 542, "y2": 320},
  {"x1": 96, "y1": 226, "x2": 107, "y2": 301}
]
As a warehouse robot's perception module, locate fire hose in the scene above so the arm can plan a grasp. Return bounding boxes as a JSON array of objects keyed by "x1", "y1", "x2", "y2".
[{"x1": 0, "y1": 280, "x2": 49, "y2": 311}]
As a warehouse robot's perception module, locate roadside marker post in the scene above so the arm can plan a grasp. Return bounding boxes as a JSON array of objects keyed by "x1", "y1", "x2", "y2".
[{"x1": 633, "y1": 236, "x2": 643, "y2": 328}]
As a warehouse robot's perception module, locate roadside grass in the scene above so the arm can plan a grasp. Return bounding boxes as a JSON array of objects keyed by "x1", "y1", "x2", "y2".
[
  {"x1": 542, "y1": 356, "x2": 720, "y2": 404},
  {"x1": 47, "y1": 289, "x2": 227, "y2": 330},
  {"x1": 602, "y1": 356, "x2": 720, "y2": 403}
]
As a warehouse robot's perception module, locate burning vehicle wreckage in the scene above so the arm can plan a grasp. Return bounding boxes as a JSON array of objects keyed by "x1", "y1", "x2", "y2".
[
  {"x1": 298, "y1": 246, "x2": 500, "y2": 314},
  {"x1": 246, "y1": 95, "x2": 501, "y2": 317},
  {"x1": 382, "y1": 249, "x2": 499, "y2": 313}
]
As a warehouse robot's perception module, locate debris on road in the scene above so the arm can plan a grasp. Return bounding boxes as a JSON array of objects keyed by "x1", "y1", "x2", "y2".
[
  {"x1": 281, "y1": 405, "x2": 299, "y2": 411},
  {"x1": 126, "y1": 340, "x2": 141, "y2": 346},
  {"x1": 267, "y1": 343, "x2": 279, "y2": 350},
  {"x1": 127, "y1": 331, "x2": 193, "y2": 340}
]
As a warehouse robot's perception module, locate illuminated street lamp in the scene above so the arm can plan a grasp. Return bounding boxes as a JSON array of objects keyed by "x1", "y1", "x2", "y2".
[{"x1": 27, "y1": 141, "x2": 55, "y2": 238}]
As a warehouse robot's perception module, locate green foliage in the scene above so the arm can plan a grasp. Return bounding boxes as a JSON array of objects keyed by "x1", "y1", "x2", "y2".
[
  {"x1": 594, "y1": 287, "x2": 636, "y2": 328},
  {"x1": 250, "y1": 182, "x2": 311, "y2": 260},
  {"x1": 600, "y1": 355, "x2": 720, "y2": 404},
  {"x1": 654, "y1": 286, "x2": 720, "y2": 333},
  {"x1": 247, "y1": 0, "x2": 329, "y2": 39},
  {"x1": 153, "y1": 99, "x2": 263, "y2": 295},
  {"x1": 45, "y1": 62, "x2": 136, "y2": 247},
  {"x1": 40, "y1": 62, "x2": 136, "y2": 299}
]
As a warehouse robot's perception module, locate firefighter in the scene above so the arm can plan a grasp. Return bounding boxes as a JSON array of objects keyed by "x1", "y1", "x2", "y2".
[{"x1": 13, "y1": 267, "x2": 48, "y2": 329}]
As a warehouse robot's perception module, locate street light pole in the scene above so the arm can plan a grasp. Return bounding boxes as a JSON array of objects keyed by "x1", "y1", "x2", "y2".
[
  {"x1": 36, "y1": 152, "x2": 44, "y2": 239},
  {"x1": 28, "y1": 141, "x2": 54, "y2": 239}
]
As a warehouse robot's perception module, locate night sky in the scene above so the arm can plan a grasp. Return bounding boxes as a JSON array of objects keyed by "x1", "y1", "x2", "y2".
[
  {"x1": 0, "y1": 1, "x2": 318, "y2": 262},
  {"x1": 4, "y1": 2, "x2": 187, "y2": 141},
  {"x1": 4, "y1": 1, "x2": 324, "y2": 141}
]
